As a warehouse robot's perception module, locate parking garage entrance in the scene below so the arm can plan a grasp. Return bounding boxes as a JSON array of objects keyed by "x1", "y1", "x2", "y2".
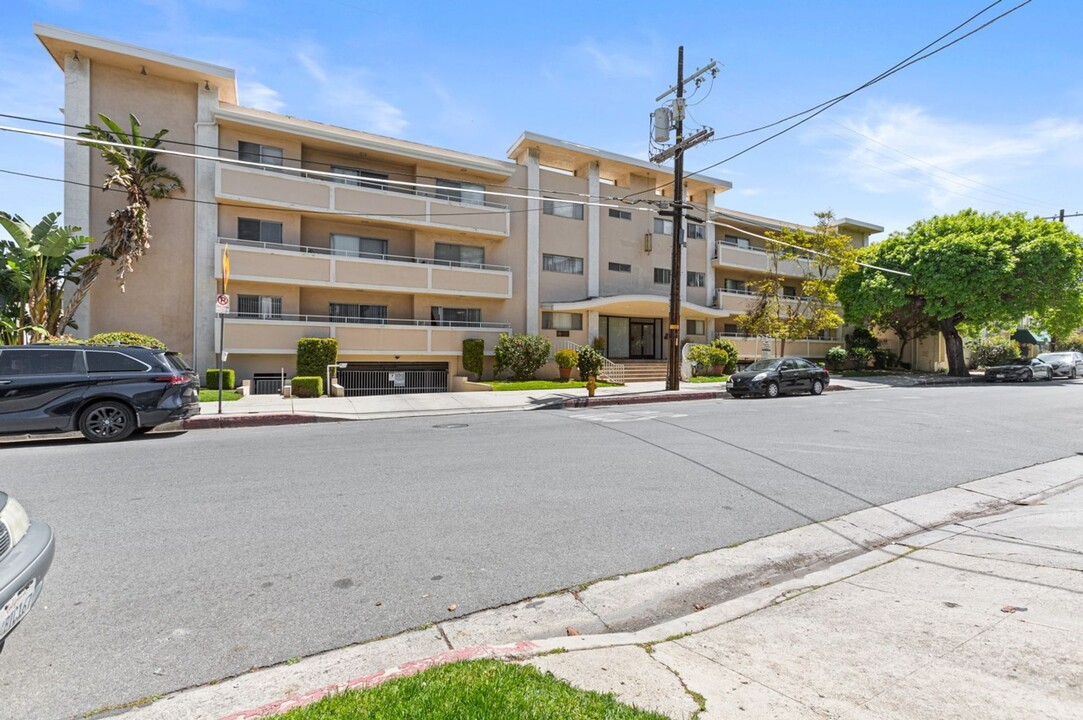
[{"x1": 336, "y1": 362, "x2": 449, "y2": 397}]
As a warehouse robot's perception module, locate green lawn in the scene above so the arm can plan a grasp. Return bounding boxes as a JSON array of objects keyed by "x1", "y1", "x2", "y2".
[
  {"x1": 486, "y1": 380, "x2": 620, "y2": 391},
  {"x1": 685, "y1": 375, "x2": 728, "y2": 383},
  {"x1": 198, "y1": 389, "x2": 242, "y2": 402},
  {"x1": 276, "y1": 659, "x2": 668, "y2": 720}
]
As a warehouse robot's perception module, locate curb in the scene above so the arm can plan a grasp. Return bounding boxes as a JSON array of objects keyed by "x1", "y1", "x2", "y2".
[
  {"x1": 560, "y1": 384, "x2": 849, "y2": 408},
  {"x1": 183, "y1": 413, "x2": 340, "y2": 430}
]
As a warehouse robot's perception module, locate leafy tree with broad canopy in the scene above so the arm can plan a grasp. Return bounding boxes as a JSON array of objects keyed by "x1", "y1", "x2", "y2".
[{"x1": 836, "y1": 210, "x2": 1083, "y2": 377}]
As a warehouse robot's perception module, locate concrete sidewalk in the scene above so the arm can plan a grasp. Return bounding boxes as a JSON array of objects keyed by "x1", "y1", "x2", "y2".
[{"x1": 113, "y1": 456, "x2": 1083, "y2": 720}]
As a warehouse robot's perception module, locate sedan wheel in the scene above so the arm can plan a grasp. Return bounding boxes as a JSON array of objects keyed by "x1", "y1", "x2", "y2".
[
  {"x1": 764, "y1": 381, "x2": 780, "y2": 398},
  {"x1": 1022, "y1": 369, "x2": 1033, "y2": 382},
  {"x1": 79, "y1": 401, "x2": 136, "y2": 442},
  {"x1": 810, "y1": 379, "x2": 824, "y2": 396},
  {"x1": 1072, "y1": 368, "x2": 1078, "y2": 379}
]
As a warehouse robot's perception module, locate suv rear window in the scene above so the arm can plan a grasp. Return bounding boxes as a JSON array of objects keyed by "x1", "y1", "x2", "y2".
[
  {"x1": 86, "y1": 350, "x2": 150, "y2": 373},
  {"x1": 0, "y1": 349, "x2": 83, "y2": 376},
  {"x1": 163, "y1": 352, "x2": 192, "y2": 372}
]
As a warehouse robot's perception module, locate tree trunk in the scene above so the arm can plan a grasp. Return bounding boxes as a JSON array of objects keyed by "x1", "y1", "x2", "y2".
[
  {"x1": 896, "y1": 335, "x2": 909, "y2": 369},
  {"x1": 939, "y1": 317, "x2": 968, "y2": 376},
  {"x1": 779, "y1": 338, "x2": 787, "y2": 357}
]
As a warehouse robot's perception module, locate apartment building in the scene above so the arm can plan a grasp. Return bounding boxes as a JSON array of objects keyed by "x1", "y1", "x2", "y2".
[{"x1": 36, "y1": 24, "x2": 882, "y2": 393}]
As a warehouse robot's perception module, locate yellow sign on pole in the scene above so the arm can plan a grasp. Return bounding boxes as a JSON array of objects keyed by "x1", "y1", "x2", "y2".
[{"x1": 222, "y1": 244, "x2": 231, "y2": 293}]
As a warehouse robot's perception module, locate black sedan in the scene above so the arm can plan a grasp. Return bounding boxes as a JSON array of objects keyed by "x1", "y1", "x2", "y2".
[
  {"x1": 726, "y1": 357, "x2": 830, "y2": 398},
  {"x1": 984, "y1": 357, "x2": 1054, "y2": 382}
]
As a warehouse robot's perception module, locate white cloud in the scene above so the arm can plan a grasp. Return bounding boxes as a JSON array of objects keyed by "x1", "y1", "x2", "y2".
[
  {"x1": 296, "y1": 52, "x2": 327, "y2": 84},
  {"x1": 575, "y1": 38, "x2": 654, "y2": 79},
  {"x1": 238, "y1": 81, "x2": 285, "y2": 113}
]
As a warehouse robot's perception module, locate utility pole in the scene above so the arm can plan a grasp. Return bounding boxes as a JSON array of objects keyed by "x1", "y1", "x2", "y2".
[{"x1": 651, "y1": 48, "x2": 716, "y2": 391}]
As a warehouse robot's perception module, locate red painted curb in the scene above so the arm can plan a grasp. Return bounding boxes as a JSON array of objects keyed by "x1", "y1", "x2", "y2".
[{"x1": 217, "y1": 640, "x2": 540, "y2": 719}]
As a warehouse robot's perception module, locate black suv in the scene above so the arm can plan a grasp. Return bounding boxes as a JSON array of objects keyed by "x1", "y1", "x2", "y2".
[{"x1": 0, "y1": 344, "x2": 200, "y2": 442}]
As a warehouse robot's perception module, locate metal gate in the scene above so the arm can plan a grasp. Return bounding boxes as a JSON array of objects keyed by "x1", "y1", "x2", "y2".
[
  {"x1": 337, "y1": 367, "x2": 448, "y2": 397},
  {"x1": 252, "y1": 375, "x2": 284, "y2": 395}
]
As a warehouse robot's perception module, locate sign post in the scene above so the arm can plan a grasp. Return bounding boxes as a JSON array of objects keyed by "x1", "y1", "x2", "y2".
[{"x1": 216, "y1": 245, "x2": 231, "y2": 415}]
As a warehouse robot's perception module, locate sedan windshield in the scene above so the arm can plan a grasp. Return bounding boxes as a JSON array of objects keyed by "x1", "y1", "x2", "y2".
[
  {"x1": 1038, "y1": 354, "x2": 1071, "y2": 362},
  {"x1": 746, "y1": 359, "x2": 781, "y2": 372}
]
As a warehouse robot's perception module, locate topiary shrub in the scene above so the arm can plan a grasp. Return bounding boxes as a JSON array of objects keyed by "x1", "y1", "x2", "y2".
[
  {"x1": 87, "y1": 331, "x2": 166, "y2": 349},
  {"x1": 825, "y1": 346, "x2": 848, "y2": 372},
  {"x1": 592, "y1": 336, "x2": 607, "y2": 354},
  {"x1": 553, "y1": 348, "x2": 579, "y2": 369},
  {"x1": 205, "y1": 368, "x2": 235, "y2": 389},
  {"x1": 709, "y1": 337, "x2": 739, "y2": 373},
  {"x1": 577, "y1": 345, "x2": 605, "y2": 379},
  {"x1": 462, "y1": 338, "x2": 484, "y2": 379},
  {"x1": 848, "y1": 327, "x2": 880, "y2": 353},
  {"x1": 493, "y1": 333, "x2": 552, "y2": 381},
  {"x1": 297, "y1": 337, "x2": 338, "y2": 378},
  {"x1": 291, "y1": 376, "x2": 323, "y2": 398},
  {"x1": 966, "y1": 335, "x2": 1020, "y2": 369}
]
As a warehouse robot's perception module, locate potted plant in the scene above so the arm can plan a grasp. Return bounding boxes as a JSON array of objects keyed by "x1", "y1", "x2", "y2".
[
  {"x1": 577, "y1": 345, "x2": 605, "y2": 397},
  {"x1": 554, "y1": 348, "x2": 578, "y2": 381}
]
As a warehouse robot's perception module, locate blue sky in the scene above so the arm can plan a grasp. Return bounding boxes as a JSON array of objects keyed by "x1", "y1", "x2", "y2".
[{"x1": 3, "y1": 0, "x2": 1082, "y2": 239}]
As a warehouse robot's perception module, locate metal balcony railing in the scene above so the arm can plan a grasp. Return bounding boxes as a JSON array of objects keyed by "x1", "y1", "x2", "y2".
[
  {"x1": 218, "y1": 238, "x2": 511, "y2": 273},
  {"x1": 226, "y1": 313, "x2": 512, "y2": 330}
]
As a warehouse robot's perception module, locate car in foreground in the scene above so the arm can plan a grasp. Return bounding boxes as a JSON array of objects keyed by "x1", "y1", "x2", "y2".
[
  {"x1": 726, "y1": 356, "x2": 830, "y2": 398},
  {"x1": 984, "y1": 357, "x2": 1054, "y2": 382},
  {"x1": 0, "y1": 344, "x2": 201, "y2": 442},
  {"x1": 1036, "y1": 351, "x2": 1083, "y2": 379},
  {"x1": 0, "y1": 491, "x2": 54, "y2": 654}
]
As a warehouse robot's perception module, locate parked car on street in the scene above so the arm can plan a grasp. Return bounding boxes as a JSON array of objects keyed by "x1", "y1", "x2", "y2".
[
  {"x1": 984, "y1": 357, "x2": 1054, "y2": 382},
  {"x1": 0, "y1": 344, "x2": 200, "y2": 442},
  {"x1": 1036, "y1": 351, "x2": 1083, "y2": 379},
  {"x1": 0, "y1": 491, "x2": 54, "y2": 654},
  {"x1": 726, "y1": 357, "x2": 830, "y2": 398}
]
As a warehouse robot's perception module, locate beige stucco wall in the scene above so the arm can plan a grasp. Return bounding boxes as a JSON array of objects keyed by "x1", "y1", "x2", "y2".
[{"x1": 84, "y1": 62, "x2": 198, "y2": 357}]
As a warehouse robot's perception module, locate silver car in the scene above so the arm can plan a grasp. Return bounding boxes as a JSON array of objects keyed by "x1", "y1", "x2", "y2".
[
  {"x1": 0, "y1": 492, "x2": 55, "y2": 654},
  {"x1": 1036, "y1": 351, "x2": 1083, "y2": 379}
]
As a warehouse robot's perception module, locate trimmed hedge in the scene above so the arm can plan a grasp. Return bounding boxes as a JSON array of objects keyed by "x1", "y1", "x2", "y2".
[
  {"x1": 463, "y1": 338, "x2": 484, "y2": 379},
  {"x1": 87, "y1": 331, "x2": 166, "y2": 349},
  {"x1": 291, "y1": 376, "x2": 323, "y2": 398},
  {"x1": 205, "y1": 368, "x2": 235, "y2": 389},
  {"x1": 297, "y1": 337, "x2": 338, "y2": 378},
  {"x1": 493, "y1": 333, "x2": 552, "y2": 381}
]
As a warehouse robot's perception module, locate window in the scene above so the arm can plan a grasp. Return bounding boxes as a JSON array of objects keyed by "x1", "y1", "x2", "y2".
[
  {"x1": 435, "y1": 179, "x2": 486, "y2": 206},
  {"x1": 543, "y1": 254, "x2": 584, "y2": 274},
  {"x1": 0, "y1": 349, "x2": 80, "y2": 375},
  {"x1": 434, "y1": 242, "x2": 485, "y2": 267},
  {"x1": 329, "y1": 303, "x2": 387, "y2": 323},
  {"x1": 687, "y1": 271, "x2": 705, "y2": 287},
  {"x1": 330, "y1": 165, "x2": 389, "y2": 190},
  {"x1": 608, "y1": 262, "x2": 631, "y2": 273},
  {"x1": 542, "y1": 312, "x2": 583, "y2": 331},
  {"x1": 723, "y1": 234, "x2": 751, "y2": 249},
  {"x1": 238, "y1": 141, "x2": 284, "y2": 166},
  {"x1": 608, "y1": 208, "x2": 632, "y2": 221},
  {"x1": 543, "y1": 199, "x2": 584, "y2": 220},
  {"x1": 724, "y1": 323, "x2": 741, "y2": 335},
  {"x1": 654, "y1": 218, "x2": 673, "y2": 235},
  {"x1": 686, "y1": 319, "x2": 705, "y2": 336},
  {"x1": 238, "y1": 295, "x2": 283, "y2": 319},
  {"x1": 331, "y1": 234, "x2": 388, "y2": 259},
  {"x1": 86, "y1": 351, "x2": 149, "y2": 373},
  {"x1": 654, "y1": 267, "x2": 671, "y2": 284},
  {"x1": 687, "y1": 223, "x2": 705, "y2": 240},
  {"x1": 431, "y1": 307, "x2": 481, "y2": 326},
  {"x1": 724, "y1": 279, "x2": 748, "y2": 293},
  {"x1": 238, "y1": 218, "x2": 283, "y2": 244},
  {"x1": 782, "y1": 286, "x2": 797, "y2": 298}
]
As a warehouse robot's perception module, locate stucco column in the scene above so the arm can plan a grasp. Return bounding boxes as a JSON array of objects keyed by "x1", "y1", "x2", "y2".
[
  {"x1": 64, "y1": 52, "x2": 92, "y2": 336},
  {"x1": 193, "y1": 82, "x2": 221, "y2": 375},
  {"x1": 587, "y1": 161, "x2": 600, "y2": 298},
  {"x1": 704, "y1": 191, "x2": 716, "y2": 338},
  {"x1": 526, "y1": 147, "x2": 541, "y2": 335},
  {"x1": 588, "y1": 310, "x2": 599, "y2": 347}
]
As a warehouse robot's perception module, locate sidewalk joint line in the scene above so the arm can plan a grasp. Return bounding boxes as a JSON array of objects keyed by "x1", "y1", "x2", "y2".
[
  {"x1": 645, "y1": 648, "x2": 707, "y2": 717},
  {"x1": 436, "y1": 624, "x2": 454, "y2": 650}
]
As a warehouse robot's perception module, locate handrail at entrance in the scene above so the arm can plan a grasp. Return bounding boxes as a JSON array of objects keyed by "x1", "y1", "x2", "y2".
[{"x1": 553, "y1": 340, "x2": 625, "y2": 384}]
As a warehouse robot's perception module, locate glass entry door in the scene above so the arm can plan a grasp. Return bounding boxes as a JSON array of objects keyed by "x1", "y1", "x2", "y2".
[{"x1": 629, "y1": 320, "x2": 656, "y2": 359}]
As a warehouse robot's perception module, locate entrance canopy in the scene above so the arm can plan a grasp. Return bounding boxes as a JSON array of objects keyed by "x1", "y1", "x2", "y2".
[{"x1": 541, "y1": 294, "x2": 728, "y2": 318}]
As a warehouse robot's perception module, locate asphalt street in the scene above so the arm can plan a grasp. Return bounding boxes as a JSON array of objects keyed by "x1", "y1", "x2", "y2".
[{"x1": 3, "y1": 380, "x2": 1082, "y2": 719}]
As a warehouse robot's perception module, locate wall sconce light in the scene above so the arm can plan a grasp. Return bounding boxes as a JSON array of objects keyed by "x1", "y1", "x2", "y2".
[
  {"x1": 204, "y1": 80, "x2": 211, "y2": 91},
  {"x1": 140, "y1": 65, "x2": 147, "y2": 76},
  {"x1": 72, "y1": 51, "x2": 80, "y2": 62}
]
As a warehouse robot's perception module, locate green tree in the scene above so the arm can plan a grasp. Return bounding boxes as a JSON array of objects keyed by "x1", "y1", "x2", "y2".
[
  {"x1": 836, "y1": 210, "x2": 1083, "y2": 377},
  {"x1": 70, "y1": 113, "x2": 183, "y2": 308},
  {"x1": 735, "y1": 211, "x2": 858, "y2": 356},
  {"x1": 0, "y1": 212, "x2": 97, "y2": 343}
]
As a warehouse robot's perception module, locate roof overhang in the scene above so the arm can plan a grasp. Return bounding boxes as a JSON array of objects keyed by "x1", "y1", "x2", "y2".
[
  {"x1": 35, "y1": 23, "x2": 238, "y2": 104},
  {"x1": 543, "y1": 294, "x2": 728, "y2": 318}
]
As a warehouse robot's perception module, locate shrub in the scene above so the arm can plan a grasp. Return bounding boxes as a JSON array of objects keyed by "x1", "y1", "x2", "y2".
[
  {"x1": 871, "y1": 348, "x2": 897, "y2": 370},
  {"x1": 462, "y1": 338, "x2": 484, "y2": 379},
  {"x1": 577, "y1": 345, "x2": 605, "y2": 379},
  {"x1": 848, "y1": 327, "x2": 880, "y2": 353},
  {"x1": 553, "y1": 348, "x2": 579, "y2": 369},
  {"x1": 592, "y1": 336, "x2": 607, "y2": 354},
  {"x1": 493, "y1": 333, "x2": 552, "y2": 381},
  {"x1": 205, "y1": 368, "x2": 235, "y2": 389},
  {"x1": 297, "y1": 337, "x2": 338, "y2": 378},
  {"x1": 87, "y1": 331, "x2": 166, "y2": 349},
  {"x1": 825, "y1": 346, "x2": 848, "y2": 372},
  {"x1": 709, "y1": 337, "x2": 739, "y2": 373},
  {"x1": 291, "y1": 376, "x2": 323, "y2": 398},
  {"x1": 847, "y1": 347, "x2": 871, "y2": 370},
  {"x1": 1062, "y1": 331, "x2": 1083, "y2": 352},
  {"x1": 966, "y1": 335, "x2": 1020, "y2": 369}
]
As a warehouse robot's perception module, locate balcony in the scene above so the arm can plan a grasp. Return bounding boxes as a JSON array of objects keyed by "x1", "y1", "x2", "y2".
[
  {"x1": 715, "y1": 288, "x2": 821, "y2": 315},
  {"x1": 711, "y1": 333, "x2": 840, "y2": 359},
  {"x1": 216, "y1": 239, "x2": 512, "y2": 298},
  {"x1": 216, "y1": 165, "x2": 510, "y2": 238},
  {"x1": 714, "y1": 240, "x2": 808, "y2": 277},
  {"x1": 219, "y1": 314, "x2": 512, "y2": 356}
]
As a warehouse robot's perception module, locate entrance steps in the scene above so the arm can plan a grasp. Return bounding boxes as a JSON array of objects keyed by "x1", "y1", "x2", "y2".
[{"x1": 619, "y1": 360, "x2": 669, "y2": 383}]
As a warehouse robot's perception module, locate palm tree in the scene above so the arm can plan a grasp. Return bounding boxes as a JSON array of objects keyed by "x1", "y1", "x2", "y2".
[
  {"x1": 0, "y1": 211, "x2": 97, "y2": 343},
  {"x1": 70, "y1": 113, "x2": 183, "y2": 307}
]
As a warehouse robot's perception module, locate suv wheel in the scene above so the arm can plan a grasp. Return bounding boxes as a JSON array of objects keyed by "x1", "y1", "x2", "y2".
[{"x1": 79, "y1": 401, "x2": 136, "y2": 442}]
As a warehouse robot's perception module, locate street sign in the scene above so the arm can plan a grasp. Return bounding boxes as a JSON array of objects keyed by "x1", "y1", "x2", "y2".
[
  {"x1": 215, "y1": 294, "x2": 230, "y2": 314},
  {"x1": 222, "y1": 245, "x2": 231, "y2": 293}
]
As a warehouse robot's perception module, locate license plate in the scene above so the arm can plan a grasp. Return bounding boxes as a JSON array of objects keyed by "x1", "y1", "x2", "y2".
[
  {"x1": 726, "y1": 380, "x2": 734, "y2": 388},
  {"x1": 0, "y1": 579, "x2": 37, "y2": 638}
]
